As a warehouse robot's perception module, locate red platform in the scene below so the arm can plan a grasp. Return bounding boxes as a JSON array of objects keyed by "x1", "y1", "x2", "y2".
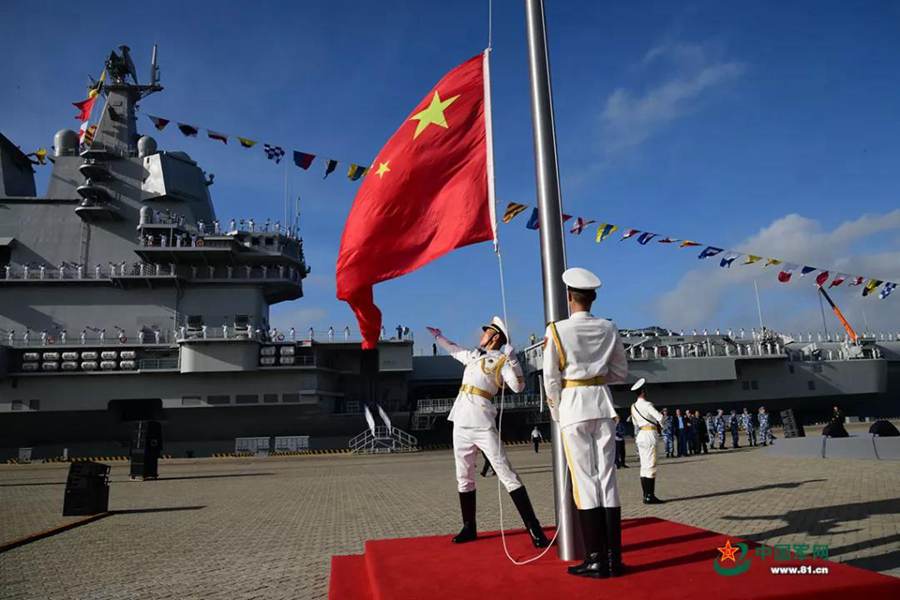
[{"x1": 329, "y1": 517, "x2": 900, "y2": 599}]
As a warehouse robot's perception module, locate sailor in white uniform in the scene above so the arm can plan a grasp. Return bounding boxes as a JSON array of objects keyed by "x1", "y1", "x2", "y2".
[
  {"x1": 428, "y1": 317, "x2": 550, "y2": 548},
  {"x1": 543, "y1": 267, "x2": 629, "y2": 578},
  {"x1": 630, "y1": 378, "x2": 664, "y2": 504}
]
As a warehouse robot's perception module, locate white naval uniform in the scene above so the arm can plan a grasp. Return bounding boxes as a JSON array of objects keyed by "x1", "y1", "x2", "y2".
[
  {"x1": 630, "y1": 397, "x2": 663, "y2": 479},
  {"x1": 437, "y1": 335, "x2": 526, "y2": 493},
  {"x1": 543, "y1": 312, "x2": 628, "y2": 510}
]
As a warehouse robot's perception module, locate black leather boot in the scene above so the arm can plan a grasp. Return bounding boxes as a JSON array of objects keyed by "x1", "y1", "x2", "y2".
[
  {"x1": 606, "y1": 507, "x2": 624, "y2": 577},
  {"x1": 568, "y1": 508, "x2": 609, "y2": 578},
  {"x1": 640, "y1": 477, "x2": 651, "y2": 503},
  {"x1": 645, "y1": 478, "x2": 664, "y2": 504},
  {"x1": 452, "y1": 491, "x2": 477, "y2": 543},
  {"x1": 509, "y1": 486, "x2": 550, "y2": 548}
]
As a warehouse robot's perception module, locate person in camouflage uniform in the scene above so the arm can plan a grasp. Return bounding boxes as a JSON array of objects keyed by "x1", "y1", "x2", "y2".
[
  {"x1": 705, "y1": 412, "x2": 716, "y2": 450},
  {"x1": 661, "y1": 407, "x2": 674, "y2": 458},
  {"x1": 741, "y1": 408, "x2": 757, "y2": 446},
  {"x1": 715, "y1": 409, "x2": 727, "y2": 449},
  {"x1": 758, "y1": 406, "x2": 771, "y2": 446}
]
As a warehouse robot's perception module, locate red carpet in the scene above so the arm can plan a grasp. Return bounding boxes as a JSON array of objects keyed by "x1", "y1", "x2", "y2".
[{"x1": 329, "y1": 517, "x2": 900, "y2": 599}]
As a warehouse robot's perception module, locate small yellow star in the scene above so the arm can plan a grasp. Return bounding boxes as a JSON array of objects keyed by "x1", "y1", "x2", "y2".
[
  {"x1": 718, "y1": 540, "x2": 739, "y2": 563},
  {"x1": 375, "y1": 161, "x2": 391, "y2": 178},
  {"x1": 410, "y1": 91, "x2": 460, "y2": 139}
]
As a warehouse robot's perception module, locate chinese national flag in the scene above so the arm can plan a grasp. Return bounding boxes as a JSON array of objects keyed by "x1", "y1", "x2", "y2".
[{"x1": 336, "y1": 52, "x2": 495, "y2": 349}]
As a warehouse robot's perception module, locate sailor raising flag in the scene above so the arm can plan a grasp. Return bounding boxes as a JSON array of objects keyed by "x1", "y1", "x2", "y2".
[{"x1": 428, "y1": 318, "x2": 550, "y2": 548}]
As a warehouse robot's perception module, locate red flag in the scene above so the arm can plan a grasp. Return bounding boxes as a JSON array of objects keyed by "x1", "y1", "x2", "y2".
[
  {"x1": 815, "y1": 271, "x2": 829, "y2": 287},
  {"x1": 336, "y1": 53, "x2": 494, "y2": 349},
  {"x1": 778, "y1": 265, "x2": 795, "y2": 283},
  {"x1": 829, "y1": 274, "x2": 847, "y2": 288},
  {"x1": 73, "y1": 96, "x2": 97, "y2": 122}
]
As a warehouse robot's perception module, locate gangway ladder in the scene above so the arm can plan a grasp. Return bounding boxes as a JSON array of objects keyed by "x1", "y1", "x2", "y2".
[{"x1": 348, "y1": 425, "x2": 419, "y2": 454}]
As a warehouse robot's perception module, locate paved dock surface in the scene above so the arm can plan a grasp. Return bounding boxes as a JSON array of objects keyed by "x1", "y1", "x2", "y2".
[{"x1": 2, "y1": 430, "x2": 898, "y2": 599}]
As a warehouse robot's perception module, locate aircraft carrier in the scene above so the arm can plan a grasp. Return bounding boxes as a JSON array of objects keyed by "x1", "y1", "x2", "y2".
[
  {"x1": 1, "y1": 46, "x2": 897, "y2": 460},
  {"x1": 0, "y1": 46, "x2": 413, "y2": 460}
]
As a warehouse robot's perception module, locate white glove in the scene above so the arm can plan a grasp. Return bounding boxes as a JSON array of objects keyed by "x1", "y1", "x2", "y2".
[{"x1": 500, "y1": 343, "x2": 515, "y2": 357}]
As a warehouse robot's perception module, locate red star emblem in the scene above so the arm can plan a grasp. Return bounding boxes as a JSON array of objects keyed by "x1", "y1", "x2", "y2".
[{"x1": 717, "y1": 540, "x2": 740, "y2": 563}]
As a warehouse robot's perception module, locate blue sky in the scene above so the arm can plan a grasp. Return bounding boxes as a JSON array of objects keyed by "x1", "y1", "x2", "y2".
[{"x1": 4, "y1": 0, "x2": 899, "y2": 351}]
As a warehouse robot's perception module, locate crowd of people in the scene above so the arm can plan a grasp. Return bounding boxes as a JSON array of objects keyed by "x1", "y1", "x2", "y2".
[{"x1": 656, "y1": 406, "x2": 773, "y2": 458}]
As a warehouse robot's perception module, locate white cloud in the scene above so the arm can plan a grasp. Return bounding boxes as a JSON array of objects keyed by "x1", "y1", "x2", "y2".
[
  {"x1": 600, "y1": 42, "x2": 744, "y2": 156},
  {"x1": 656, "y1": 209, "x2": 900, "y2": 332}
]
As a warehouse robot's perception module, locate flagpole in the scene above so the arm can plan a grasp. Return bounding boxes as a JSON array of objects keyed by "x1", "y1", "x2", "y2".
[
  {"x1": 524, "y1": 0, "x2": 579, "y2": 560},
  {"x1": 754, "y1": 279, "x2": 764, "y2": 332}
]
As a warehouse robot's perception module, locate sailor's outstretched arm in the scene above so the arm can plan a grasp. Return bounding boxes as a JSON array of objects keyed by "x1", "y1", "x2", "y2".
[
  {"x1": 427, "y1": 327, "x2": 474, "y2": 364},
  {"x1": 499, "y1": 345, "x2": 526, "y2": 393}
]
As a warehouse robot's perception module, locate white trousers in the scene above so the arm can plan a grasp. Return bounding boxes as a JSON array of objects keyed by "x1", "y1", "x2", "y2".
[
  {"x1": 636, "y1": 430, "x2": 658, "y2": 478},
  {"x1": 561, "y1": 418, "x2": 620, "y2": 510},
  {"x1": 453, "y1": 425, "x2": 523, "y2": 493}
]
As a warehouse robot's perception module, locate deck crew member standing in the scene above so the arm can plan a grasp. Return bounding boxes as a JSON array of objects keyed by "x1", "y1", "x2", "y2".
[
  {"x1": 741, "y1": 408, "x2": 756, "y2": 447},
  {"x1": 661, "y1": 408, "x2": 674, "y2": 458},
  {"x1": 630, "y1": 378, "x2": 664, "y2": 504},
  {"x1": 543, "y1": 267, "x2": 629, "y2": 579},
  {"x1": 531, "y1": 426, "x2": 544, "y2": 454},
  {"x1": 428, "y1": 318, "x2": 550, "y2": 549},
  {"x1": 715, "y1": 409, "x2": 727, "y2": 449},
  {"x1": 758, "y1": 406, "x2": 772, "y2": 446}
]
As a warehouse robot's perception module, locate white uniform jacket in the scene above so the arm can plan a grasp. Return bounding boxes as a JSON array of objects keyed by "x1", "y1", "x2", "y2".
[
  {"x1": 436, "y1": 335, "x2": 525, "y2": 430},
  {"x1": 630, "y1": 397, "x2": 664, "y2": 431},
  {"x1": 542, "y1": 312, "x2": 628, "y2": 428}
]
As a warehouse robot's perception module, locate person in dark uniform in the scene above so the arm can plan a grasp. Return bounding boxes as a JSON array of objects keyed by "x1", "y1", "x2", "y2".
[
  {"x1": 729, "y1": 409, "x2": 740, "y2": 448},
  {"x1": 695, "y1": 410, "x2": 709, "y2": 454},
  {"x1": 614, "y1": 416, "x2": 628, "y2": 469},
  {"x1": 675, "y1": 409, "x2": 687, "y2": 457},
  {"x1": 689, "y1": 411, "x2": 701, "y2": 455},
  {"x1": 684, "y1": 413, "x2": 695, "y2": 456},
  {"x1": 823, "y1": 405, "x2": 849, "y2": 438}
]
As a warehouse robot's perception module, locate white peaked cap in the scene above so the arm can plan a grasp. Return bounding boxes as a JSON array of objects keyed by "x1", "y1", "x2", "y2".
[
  {"x1": 562, "y1": 267, "x2": 602, "y2": 290},
  {"x1": 630, "y1": 377, "x2": 646, "y2": 392},
  {"x1": 482, "y1": 316, "x2": 509, "y2": 341}
]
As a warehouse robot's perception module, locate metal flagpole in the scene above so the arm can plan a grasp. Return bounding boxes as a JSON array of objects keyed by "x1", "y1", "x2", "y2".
[
  {"x1": 524, "y1": 0, "x2": 580, "y2": 560},
  {"x1": 754, "y1": 279, "x2": 764, "y2": 331}
]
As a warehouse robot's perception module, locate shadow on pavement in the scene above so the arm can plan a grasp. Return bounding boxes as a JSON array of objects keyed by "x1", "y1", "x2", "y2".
[
  {"x1": 151, "y1": 472, "x2": 275, "y2": 481},
  {"x1": 111, "y1": 506, "x2": 206, "y2": 515},
  {"x1": 665, "y1": 479, "x2": 827, "y2": 503},
  {"x1": 723, "y1": 497, "x2": 900, "y2": 574},
  {"x1": 0, "y1": 481, "x2": 66, "y2": 488}
]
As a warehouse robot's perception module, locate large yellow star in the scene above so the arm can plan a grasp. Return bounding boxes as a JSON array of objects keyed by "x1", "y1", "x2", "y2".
[
  {"x1": 717, "y1": 540, "x2": 739, "y2": 563},
  {"x1": 375, "y1": 161, "x2": 391, "y2": 178},
  {"x1": 410, "y1": 91, "x2": 460, "y2": 139}
]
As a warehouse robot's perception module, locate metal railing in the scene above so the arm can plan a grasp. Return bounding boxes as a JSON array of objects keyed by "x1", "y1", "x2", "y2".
[
  {"x1": 5, "y1": 331, "x2": 175, "y2": 347},
  {"x1": 415, "y1": 394, "x2": 542, "y2": 416},
  {"x1": 1, "y1": 262, "x2": 304, "y2": 283},
  {"x1": 348, "y1": 426, "x2": 418, "y2": 454}
]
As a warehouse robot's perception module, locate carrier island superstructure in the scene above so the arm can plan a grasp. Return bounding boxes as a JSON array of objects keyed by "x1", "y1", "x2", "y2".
[{"x1": 1, "y1": 46, "x2": 897, "y2": 460}]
